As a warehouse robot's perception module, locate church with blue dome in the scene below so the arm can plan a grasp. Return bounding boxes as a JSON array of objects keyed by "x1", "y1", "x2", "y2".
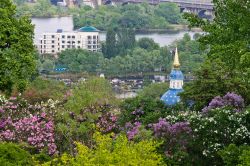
[{"x1": 161, "y1": 47, "x2": 184, "y2": 105}]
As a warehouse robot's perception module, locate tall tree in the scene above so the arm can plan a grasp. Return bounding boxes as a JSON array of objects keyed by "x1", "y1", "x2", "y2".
[
  {"x1": 0, "y1": 0, "x2": 36, "y2": 94},
  {"x1": 104, "y1": 28, "x2": 117, "y2": 58},
  {"x1": 181, "y1": 0, "x2": 250, "y2": 109}
]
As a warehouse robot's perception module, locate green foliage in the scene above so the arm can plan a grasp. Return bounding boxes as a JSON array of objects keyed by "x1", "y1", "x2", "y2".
[
  {"x1": 73, "y1": 3, "x2": 182, "y2": 30},
  {"x1": 104, "y1": 28, "x2": 117, "y2": 58},
  {"x1": 21, "y1": 77, "x2": 67, "y2": 104},
  {"x1": 44, "y1": 132, "x2": 165, "y2": 166},
  {"x1": 238, "y1": 149, "x2": 250, "y2": 166},
  {"x1": 119, "y1": 96, "x2": 166, "y2": 126},
  {"x1": 65, "y1": 77, "x2": 116, "y2": 113},
  {"x1": 137, "y1": 37, "x2": 160, "y2": 51},
  {"x1": 0, "y1": 0, "x2": 36, "y2": 94},
  {"x1": 42, "y1": 59, "x2": 54, "y2": 71},
  {"x1": 181, "y1": 58, "x2": 250, "y2": 111},
  {"x1": 57, "y1": 49, "x2": 104, "y2": 73},
  {"x1": 137, "y1": 82, "x2": 168, "y2": 99},
  {"x1": 15, "y1": 0, "x2": 69, "y2": 17},
  {"x1": 154, "y1": 3, "x2": 183, "y2": 24},
  {"x1": 183, "y1": 0, "x2": 250, "y2": 107},
  {"x1": 218, "y1": 144, "x2": 250, "y2": 166},
  {"x1": 0, "y1": 142, "x2": 34, "y2": 166}
]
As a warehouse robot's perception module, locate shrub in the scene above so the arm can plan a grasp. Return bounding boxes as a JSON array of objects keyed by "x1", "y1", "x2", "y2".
[
  {"x1": 0, "y1": 142, "x2": 34, "y2": 166},
  {"x1": 44, "y1": 132, "x2": 165, "y2": 166},
  {"x1": 0, "y1": 97, "x2": 58, "y2": 155},
  {"x1": 21, "y1": 77, "x2": 67, "y2": 104},
  {"x1": 218, "y1": 144, "x2": 250, "y2": 166}
]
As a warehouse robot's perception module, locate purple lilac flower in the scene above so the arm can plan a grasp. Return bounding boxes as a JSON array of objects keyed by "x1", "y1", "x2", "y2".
[
  {"x1": 202, "y1": 92, "x2": 245, "y2": 113},
  {"x1": 152, "y1": 118, "x2": 192, "y2": 151},
  {"x1": 126, "y1": 121, "x2": 141, "y2": 140}
]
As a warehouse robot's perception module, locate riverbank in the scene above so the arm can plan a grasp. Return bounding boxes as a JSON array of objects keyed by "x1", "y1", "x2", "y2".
[{"x1": 134, "y1": 25, "x2": 202, "y2": 33}]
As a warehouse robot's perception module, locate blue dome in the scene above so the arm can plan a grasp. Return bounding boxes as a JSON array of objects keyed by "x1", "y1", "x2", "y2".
[
  {"x1": 170, "y1": 69, "x2": 184, "y2": 80},
  {"x1": 161, "y1": 89, "x2": 183, "y2": 105},
  {"x1": 79, "y1": 26, "x2": 99, "y2": 32}
]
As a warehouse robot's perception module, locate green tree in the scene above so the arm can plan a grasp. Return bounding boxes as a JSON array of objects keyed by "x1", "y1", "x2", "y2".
[
  {"x1": 180, "y1": 59, "x2": 249, "y2": 111},
  {"x1": 137, "y1": 37, "x2": 160, "y2": 51},
  {"x1": 0, "y1": 0, "x2": 36, "y2": 94},
  {"x1": 183, "y1": 0, "x2": 250, "y2": 107},
  {"x1": 42, "y1": 59, "x2": 54, "y2": 71},
  {"x1": 65, "y1": 77, "x2": 116, "y2": 114},
  {"x1": 57, "y1": 49, "x2": 104, "y2": 72},
  {"x1": 104, "y1": 28, "x2": 117, "y2": 58},
  {"x1": 155, "y1": 3, "x2": 182, "y2": 24}
]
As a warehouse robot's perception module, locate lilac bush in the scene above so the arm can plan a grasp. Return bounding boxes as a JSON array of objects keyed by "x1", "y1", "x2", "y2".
[
  {"x1": 0, "y1": 97, "x2": 57, "y2": 155},
  {"x1": 126, "y1": 121, "x2": 142, "y2": 140},
  {"x1": 202, "y1": 92, "x2": 244, "y2": 113},
  {"x1": 96, "y1": 112, "x2": 119, "y2": 133},
  {"x1": 152, "y1": 118, "x2": 192, "y2": 154}
]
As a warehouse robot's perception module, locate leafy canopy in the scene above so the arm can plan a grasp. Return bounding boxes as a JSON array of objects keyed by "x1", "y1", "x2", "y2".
[{"x1": 0, "y1": 0, "x2": 36, "y2": 94}]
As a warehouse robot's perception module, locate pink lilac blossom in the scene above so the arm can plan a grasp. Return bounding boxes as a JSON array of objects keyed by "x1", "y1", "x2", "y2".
[{"x1": 0, "y1": 102, "x2": 57, "y2": 155}]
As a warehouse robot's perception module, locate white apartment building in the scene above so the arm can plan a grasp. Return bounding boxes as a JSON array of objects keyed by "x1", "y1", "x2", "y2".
[{"x1": 38, "y1": 26, "x2": 100, "y2": 54}]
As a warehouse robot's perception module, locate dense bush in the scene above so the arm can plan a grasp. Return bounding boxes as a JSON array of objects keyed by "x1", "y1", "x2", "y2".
[
  {"x1": 43, "y1": 132, "x2": 165, "y2": 166},
  {"x1": 0, "y1": 142, "x2": 34, "y2": 166},
  {"x1": 219, "y1": 144, "x2": 250, "y2": 166},
  {"x1": 0, "y1": 96, "x2": 58, "y2": 155},
  {"x1": 21, "y1": 77, "x2": 67, "y2": 104},
  {"x1": 159, "y1": 94, "x2": 250, "y2": 165}
]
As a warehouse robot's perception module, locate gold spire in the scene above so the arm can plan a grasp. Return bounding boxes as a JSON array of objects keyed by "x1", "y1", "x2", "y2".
[{"x1": 173, "y1": 47, "x2": 180, "y2": 68}]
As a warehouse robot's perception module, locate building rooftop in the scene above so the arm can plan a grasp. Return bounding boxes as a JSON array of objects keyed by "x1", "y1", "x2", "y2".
[{"x1": 79, "y1": 26, "x2": 100, "y2": 32}]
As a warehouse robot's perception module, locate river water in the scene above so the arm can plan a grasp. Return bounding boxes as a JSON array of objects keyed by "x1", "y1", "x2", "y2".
[{"x1": 32, "y1": 17, "x2": 199, "y2": 46}]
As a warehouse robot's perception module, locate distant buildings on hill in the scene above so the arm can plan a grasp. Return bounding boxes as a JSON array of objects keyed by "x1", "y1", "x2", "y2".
[
  {"x1": 50, "y1": 0, "x2": 102, "y2": 8},
  {"x1": 37, "y1": 26, "x2": 100, "y2": 55}
]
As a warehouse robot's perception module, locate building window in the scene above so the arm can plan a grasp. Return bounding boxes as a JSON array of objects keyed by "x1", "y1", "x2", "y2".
[
  {"x1": 87, "y1": 36, "x2": 91, "y2": 39},
  {"x1": 44, "y1": 45, "x2": 46, "y2": 48},
  {"x1": 67, "y1": 41, "x2": 71, "y2": 44},
  {"x1": 72, "y1": 36, "x2": 75, "y2": 39},
  {"x1": 52, "y1": 50, "x2": 55, "y2": 53},
  {"x1": 67, "y1": 45, "x2": 70, "y2": 48},
  {"x1": 88, "y1": 41, "x2": 91, "y2": 44},
  {"x1": 78, "y1": 41, "x2": 81, "y2": 44},
  {"x1": 88, "y1": 46, "x2": 91, "y2": 49},
  {"x1": 62, "y1": 41, "x2": 65, "y2": 43},
  {"x1": 40, "y1": 50, "x2": 42, "y2": 54},
  {"x1": 93, "y1": 45, "x2": 96, "y2": 49},
  {"x1": 52, "y1": 45, "x2": 54, "y2": 48},
  {"x1": 78, "y1": 46, "x2": 80, "y2": 48},
  {"x1": 93, "y1": 41, "x2": 96, "y2": 44},
  {"x1": 52, "y1": 40, "x2": 55, "y2": 43},
  {"x1": 44, "y1": 35, "x2": 46, "y2": 39},
  {"x1": 62, "y1": 45, "x2": 65, "y2": 48},
  {"x1": 93, "y1": 36, "x2": 96, "y2": 39},
  {"x1": 62, "y1": 35, "x2": 65, "y2": 38},
  {"x1": 52, "y1": 35, "x2": 55, "y2": 38},
  {"x1": 40, "y1": 40, "x2": 42, "y2": 44},
  {"x1": 40, "y1": 45, "x2": 42, "y2": 49},
  {"x1": 44, "y1": 40, "x2": 46, "y2": 44},
  {"x1": 67, "y1": 36, "x2": 71, "y2": 38},
  {"x1": 72, "y1": 45, "x2": 75, "y2": 48}
]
